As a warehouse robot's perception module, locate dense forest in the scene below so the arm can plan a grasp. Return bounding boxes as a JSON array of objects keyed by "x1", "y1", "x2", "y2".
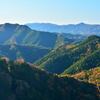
[
  {"x1": 0, "y1": 23, "x2": 99, "y2": 100},
  {"x1": 0, "y1": 59, "x2": 99, "y2": 100}
]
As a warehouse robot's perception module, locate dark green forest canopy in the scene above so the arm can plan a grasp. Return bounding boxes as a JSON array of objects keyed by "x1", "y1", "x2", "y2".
[
  {"x1": 36, "y1": 35, "x2": 100, "y2": 74},
  {"x1": 0, "y1": 59, "x2": 99, "y2": 100}
]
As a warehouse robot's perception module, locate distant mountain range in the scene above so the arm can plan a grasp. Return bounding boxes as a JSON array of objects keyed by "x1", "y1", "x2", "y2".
[
  {"x1": 0, "y1": 23, "x2": 85, "y2": 62},
  {"x1": 0, "y1": 23, "x2": 85, "y2": 49},
  {"x1": 0, "y1": 23, "x2": 100, "y2": 100},
  {"x1": 26, "y1": 23, "x2": 100, "y2": 35},
  {"x1": 0, "y1": 23, "x2": 57, "y2": 49}
]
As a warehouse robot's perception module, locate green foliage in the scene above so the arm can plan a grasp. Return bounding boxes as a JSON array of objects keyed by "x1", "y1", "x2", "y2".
[
  {"x1": 0, "y1": 59, "x2": 99, "y2": 100},
  {"x1": 64, "y1": 49, "x2": 100, "y2": 74},
  {"x1": 36, "y1": 35, "x2": 100, "y2": 74}
]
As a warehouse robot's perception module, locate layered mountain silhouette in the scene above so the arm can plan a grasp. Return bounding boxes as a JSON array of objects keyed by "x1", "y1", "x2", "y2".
[
  {"x1": 0, "y1": 23, "x2": 100, "y2": 100},
  {"x1": 0, "y1": 23, "x2": 85, "y2": 62},
  {"x1": 36, "y1": 35, "x2": 100, "y2": 74},
  {"x1": 26, "y1": 23, "x2": 100, "y2": 35},
  {"x1": 0, "y1": 23, "x2": 57, "y2": 49},
  {"x1": 0, "y1": 23, "x2": 85, "y2": 49}
]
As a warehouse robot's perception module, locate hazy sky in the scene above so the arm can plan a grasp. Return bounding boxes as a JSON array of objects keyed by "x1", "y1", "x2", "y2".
[{"x1": 0, "y1": 0, "x2": 100, "y2": 24}]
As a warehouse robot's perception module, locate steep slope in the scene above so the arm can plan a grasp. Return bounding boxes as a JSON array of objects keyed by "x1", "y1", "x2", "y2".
[
  {"x1": 0, "y1": 23, "x2": 86, "y2": 63},
  {"x1": 0, "y1": 59, "x2": 99, "y2": 100},
  {"x1": 0, "y1": 23, "x2": 19, "y2": 44},
  {"x1": 26, "y1": 23, "x2": 100, "y2": 35},
  {"x1": 36, "y1": 35, "x2": 100, "y2": 74},
  {"x1": 0, "y1": 44, "x2": 50, "y2": 63},
  {"x1": 0, "y1": 23, "x2": 85, "y2": 49},
  {"x1": 63, "y1": 49, "x2": 100, "y2": 74},
  {"x1": 0, "y1": 23, "x2": 57, "y2": 49},
  {"x1": 71, "y1": 67, "x2": 100, "y2": 86},
  {"x1": 60, "y1": 67, "x2": 100, "y2": 94},
  {"x1": 71, "y1": 67, "x2": 100, "y2": 93}
]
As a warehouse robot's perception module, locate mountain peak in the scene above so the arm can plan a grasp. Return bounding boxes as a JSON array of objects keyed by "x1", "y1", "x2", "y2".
[
  {"x1": 3, "y1": 23, "x2": 19, "y2": 27},
  {"x1": 78, "y1": 22, "x2": 86, "y2": 25},
  {"x1": 0, "y1": 23, "x2": 31, "y2": 32},
  {"x1": 26, "y1": 22, "x2": 100, "y2": 35}
]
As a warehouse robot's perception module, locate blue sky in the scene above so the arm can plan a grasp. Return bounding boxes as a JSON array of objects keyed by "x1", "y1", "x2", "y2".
[{"x1": 0, "y1": 0, "x2": 100, "y2": 24}]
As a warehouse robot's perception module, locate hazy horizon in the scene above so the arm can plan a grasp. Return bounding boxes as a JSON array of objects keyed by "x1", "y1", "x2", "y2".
[
  {"x1": 1, "y1": 22, "x2": 100, "y2": 26},
  {"x1": 0, "y1": 0, "x2": 100, "y2": 24}
]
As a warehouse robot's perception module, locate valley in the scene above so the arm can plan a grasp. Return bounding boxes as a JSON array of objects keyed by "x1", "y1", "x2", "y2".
[{"x1": 0, "y1": 23, "x2": 99, "y2": 100}]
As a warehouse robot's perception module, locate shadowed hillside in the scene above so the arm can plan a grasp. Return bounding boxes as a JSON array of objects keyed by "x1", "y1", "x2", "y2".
[
  {"x1": 0, "y1": 58, "x2": 99, "y2": 100},
  {"x1": 36, "y1": 35, "x2": 100, "y2": 74}
]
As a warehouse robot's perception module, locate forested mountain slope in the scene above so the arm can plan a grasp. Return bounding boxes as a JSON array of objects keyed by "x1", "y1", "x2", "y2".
[
  {"x1": 36, "y1": 35, "x2": 100, "y2": 74},
  {"x1": 0, "y1": 58, "x2": 99, "y2": 100}
]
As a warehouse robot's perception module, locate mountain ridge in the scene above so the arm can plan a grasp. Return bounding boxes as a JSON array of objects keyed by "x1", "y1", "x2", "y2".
[
  {"x1": 36, "y1": 35, "x2": 100, "y2": 74},
  {"x1": 0, "y1": 58, "x2": 99, "y2": 100},
  {"x1": 26, "y1": 22, "x2": 100, "y2": 35},
  {"x1": 0, "y1": 23, "x2": 85, "y2": 63},
  {"x1": 0, "y1": 23, "x2": 85, "y2": 49}
]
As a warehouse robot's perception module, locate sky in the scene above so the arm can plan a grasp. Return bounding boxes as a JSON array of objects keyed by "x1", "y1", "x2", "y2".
[{"x1": 0, "y1": 0, "x2": 100, "y2": 24}]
